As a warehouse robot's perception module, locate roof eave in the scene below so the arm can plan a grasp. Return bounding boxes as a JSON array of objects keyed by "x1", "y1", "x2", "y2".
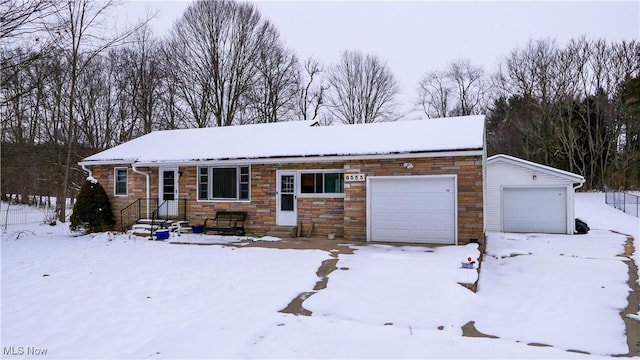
[
  {"x1": 81, "y1": 148, "x2": 484, "y2": 167},
  {"x1": 487, "y1": 154, "x2": 585, "y2": 183}
]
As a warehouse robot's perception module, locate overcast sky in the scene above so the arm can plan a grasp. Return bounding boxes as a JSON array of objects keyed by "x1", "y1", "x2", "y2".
[{"x1": 120, "y1": 0, "x2": 640, "y2": 117}]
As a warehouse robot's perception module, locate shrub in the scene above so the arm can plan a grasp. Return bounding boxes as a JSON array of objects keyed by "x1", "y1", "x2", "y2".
[{"x1": 70, "y1": 177, "x2": 115, "y2": 233}]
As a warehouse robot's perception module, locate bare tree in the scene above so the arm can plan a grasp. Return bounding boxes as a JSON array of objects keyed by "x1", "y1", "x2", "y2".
[
  {"x1": 166, "y1": 0, "x2": 282, "y2": 127},
  {"x1": 416, "y1": 70, "x2": 452, "y2": 118},
  {"x1": 327, "y1": 50, "x2": 400, "y2": 124},
  {"x1": 296, "y1": 57, "x2": 328, "y2": 121},
  {"x1": 242, "y1": 30, "x2": 299, "y2": 124},
  {"x1": 448, "y1": 59, "x2": 488, "y2": 116},
  {"x1": 120, "y1": 25, "x2": 164, "y2": 135},
  {"x1": 51, "y1": 0, "x2": 150, "y2": 222},
  {"x1": 156, "y1": 47, "x2": 188, "y2": 130},
  {"x1": 1, "y1": 0, "x2": 60, "y2": 106},
  {"x1": 0, "y1": 0, "x2": 57, "y2": 40},
  {"x1": 417, "y1": 58, "x2": 489, "y2": 118}
]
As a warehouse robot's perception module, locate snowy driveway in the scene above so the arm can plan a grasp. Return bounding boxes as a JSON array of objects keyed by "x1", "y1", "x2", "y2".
[{"x1": 476, "y1": 231, "x2": 631, "y2": 355}]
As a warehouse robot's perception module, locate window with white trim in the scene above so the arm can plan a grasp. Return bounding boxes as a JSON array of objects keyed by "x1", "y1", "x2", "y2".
[
  {"x1": 114, "y1": 168, "x2": 128, "y2": 196},
  {"x1": 198, "y1": 166, "x2": 250, "y2": 201},
  {"x1": 300, "y1": 171, "x2": 344, "y2": 194}
]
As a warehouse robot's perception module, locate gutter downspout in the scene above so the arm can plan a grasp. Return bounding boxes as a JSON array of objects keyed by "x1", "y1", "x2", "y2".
[
  {"x1": 81, "y1": 164, "x2": 93, "y2": 179},
  {"x1": 571, "y1": 179, "x2": 586, "y2": 234},
  {"x1": 131, "y1": 163, "x2": 151, "y2": 219}
]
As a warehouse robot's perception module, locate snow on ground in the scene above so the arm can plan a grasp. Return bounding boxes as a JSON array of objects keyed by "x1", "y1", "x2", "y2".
[
  {"x1": 238, "y1": 315, "x2": 596, "y2": 359},
  {"x1": 304, "y1": 244, "x2": 480, "y2": 331},
  {"x1": 2, "y1": 226, "x2": 327, "y2": 359},
  {"x1": 2, "y1": 192, "x2": 638, "y2": 358},
  {"x1": 476, "y1": 231, "x2": 629, "y2": 354},
  {"x1": 163, "y1": 233, "x2": 282, "y2": 245},
  {"x1": 577, "y1": 192, "x2": 639, "y2": 243},
  {"x1": 577, "y1": 192, "x2": 640, "y2": 291}
]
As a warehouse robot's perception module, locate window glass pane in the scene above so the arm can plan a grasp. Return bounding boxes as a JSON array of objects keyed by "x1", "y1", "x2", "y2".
[
  {"x1": 240, "y1": 166, "x2": 249, "y2": 180},
  {"x1": 315, "y1": 173, "x2": 323, "y2": 193},
  {"x1": 281, "y1": 193, "x2": 294, "y2": 211},
  {"x1": 239, "y1": 166, "x2": 249, "y2": 200},
  {"x1": 324, "y1": 173, "x2": 344, "y2": 193},
  {"x1": 212, "y1": 168, "x2": 237, "y2": 199},
  {"x1": 162, "y1": 171, "x2": 175, "y2": 200},
  {"x1": 198, "y1": 167, "x2": 208, "y2": 200},
  {"x1": 300, "y1": 172, "x2": 344, "y2": 194},
  {"x1": 240, "y1": 184, "x2": 249, "y2": 200},
  {"x1": 301, "y1": 173, "x2": 315, "y2": 193},
  {"x1": 115, "y1": 169, "x2": 127, "y2": 195}
]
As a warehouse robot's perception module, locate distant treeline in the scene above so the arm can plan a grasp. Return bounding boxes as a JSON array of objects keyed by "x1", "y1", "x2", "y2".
[
  {"x1": 1, "y1": 1, "x2": 639, "y2": 222},
  {"x1": 1, "y1": 142, "x2": 94, "y2": 204}
]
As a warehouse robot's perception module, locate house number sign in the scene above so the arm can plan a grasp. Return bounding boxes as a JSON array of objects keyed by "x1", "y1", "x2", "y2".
[{"x1": 344, "y1": 173, "x2": 366, "y2": 182}]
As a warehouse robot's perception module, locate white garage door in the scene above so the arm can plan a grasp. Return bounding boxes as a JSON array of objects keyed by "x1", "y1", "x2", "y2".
[
  {"x1": 502, "y1": 187, "x2": 567, "y2": 233},
  {"x1": 369, "y1": 176, "x2": 456, "y2": 244}
]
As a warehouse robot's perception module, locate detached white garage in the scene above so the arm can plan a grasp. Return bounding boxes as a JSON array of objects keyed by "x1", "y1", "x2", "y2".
[
  {"x1": 367, "y1": 175, "x2": 457, "y2": 244},
  {"x1": 486, "y1": 155, "x2": 585, "y2": 234}
]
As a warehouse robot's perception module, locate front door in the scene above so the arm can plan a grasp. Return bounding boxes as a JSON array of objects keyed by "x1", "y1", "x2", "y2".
[
  {"x1": 276, "y1": 171, "x2": 297, "y2": 226},
  {"x1": 158, "y1": 168, "x2": 179, "y2": 217}
]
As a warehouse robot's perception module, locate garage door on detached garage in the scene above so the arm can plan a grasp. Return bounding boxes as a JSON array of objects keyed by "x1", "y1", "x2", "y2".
[
  {"x1": 367, "y1": 176, "x2": 457, "y2": 244},
  {"x1": 486, "y1": 154, "x2": 585, "y2": 235},
  {"x1": 502, "y1": 187, "x2": 567, "y2": 233}
]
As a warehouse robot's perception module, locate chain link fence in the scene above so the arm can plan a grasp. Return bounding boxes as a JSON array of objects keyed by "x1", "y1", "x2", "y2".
[
  {"x1": 1, "y1": 200, "x2": 73, "y2": 227},
  {"x1": 605, "y1": 187, "x2": 640, "y2": 218}
]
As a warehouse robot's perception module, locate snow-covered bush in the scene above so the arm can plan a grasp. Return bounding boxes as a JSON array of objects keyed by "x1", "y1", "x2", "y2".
[{"x1": 70, "y1": 178, "x2": 114, "y2": 234}]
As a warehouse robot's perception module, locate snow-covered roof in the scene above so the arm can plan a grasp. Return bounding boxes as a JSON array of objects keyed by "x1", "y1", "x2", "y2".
[
  {"x1": 487, "y1": 154, "x2": 585, "y2": 183},
  {"x1": 80, "y1": 116, "x2": 485, "y2": 166}
]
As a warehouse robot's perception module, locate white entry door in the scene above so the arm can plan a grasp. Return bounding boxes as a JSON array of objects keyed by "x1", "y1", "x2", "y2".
[
  {"x1": 158, "y1": 168, "x2": 179, "y2": 217},
  {"x1": 276, "y1": 171, "x2": 297, "y2": 226}
]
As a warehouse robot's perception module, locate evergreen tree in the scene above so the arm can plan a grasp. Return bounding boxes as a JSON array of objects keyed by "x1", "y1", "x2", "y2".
[{"x1": 70, "y1": 177, "x2": 115, "y2": 233}]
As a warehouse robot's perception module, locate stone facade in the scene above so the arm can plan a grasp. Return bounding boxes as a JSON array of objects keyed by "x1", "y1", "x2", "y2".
[{"x1": 89, "y1": 153, "x2": 483, "y2": 244}]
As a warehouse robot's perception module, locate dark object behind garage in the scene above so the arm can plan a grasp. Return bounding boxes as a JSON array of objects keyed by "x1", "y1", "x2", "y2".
[{"x1": 575, "y1": 218, "x2": 590, "y2": 234}]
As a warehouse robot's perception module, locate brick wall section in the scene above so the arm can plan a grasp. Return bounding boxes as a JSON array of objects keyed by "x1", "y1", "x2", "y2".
[
  {"x1": 181, "y1": 162, "x2": 345, "y2": 236},
  {"x1": 297, "y1": 197, "x2": 344, "y2": 237},
  {"x1": 91, "y1": 165, "x2": 157, "y2": 231},
  {"x1": 88, "y1": 154, "x2": 483, "y2": 244}
]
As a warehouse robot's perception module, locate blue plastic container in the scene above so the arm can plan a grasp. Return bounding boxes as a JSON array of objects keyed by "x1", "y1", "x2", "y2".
[
  {"x1": 192, "y1": 225, "x2": 204, "y2": 234},
  {"x1": 156, "y1": 229, "x2": 170, "y2": 240}
]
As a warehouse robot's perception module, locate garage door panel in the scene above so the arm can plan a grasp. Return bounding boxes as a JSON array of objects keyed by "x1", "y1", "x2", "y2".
[
  {"x1": 503, "y1": 187, "x2": 567, "y2": 233},
  {"x1": 369, "y1": 176, "x2": 456, "y2": 244}
]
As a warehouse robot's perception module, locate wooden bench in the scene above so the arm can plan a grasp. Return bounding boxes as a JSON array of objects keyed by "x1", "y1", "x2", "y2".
[{"x1": 204, "y1": 211, "x2": 247, "y2": 236}]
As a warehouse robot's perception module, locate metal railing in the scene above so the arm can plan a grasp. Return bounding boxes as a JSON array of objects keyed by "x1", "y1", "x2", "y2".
[
  {"x1": 605, "y1": 187, "x2": 640, "y2": 218},
  {"x1": 120, "y1": 198, "x2": 158, "y2": 232},
  {"x1": 120, "y1": 198, "x2": 187, "y2": 232},
  {"x1": 151, "y1": 199, "x2": 188, "y2": 221}
]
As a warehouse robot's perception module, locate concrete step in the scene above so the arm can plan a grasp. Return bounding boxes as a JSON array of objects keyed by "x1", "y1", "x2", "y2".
[
  {"x1": 131, "y1": 231, "x2": 153, "y2": 238},
  {"x1": 168, "y1": 221, "x2": 190, "y2": 233},
  {"x1": 265, "y1": 230, "x2": 296, "y2": 239},
  {"x1": 129, "y1": 219, "x2": 190, "y2": 238},
  {"x1": 138, "y1": 219, "x2": 169, "y2": 226},
  {"x1": 266, "y1": 226, "x2": 298, "y2": 238},
  {"x1": 131, "y1": 224, "x2": 163, "y2": 232},
  {"x1": 269, "y1": 226, "x2": 297, "y2": 233}
]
